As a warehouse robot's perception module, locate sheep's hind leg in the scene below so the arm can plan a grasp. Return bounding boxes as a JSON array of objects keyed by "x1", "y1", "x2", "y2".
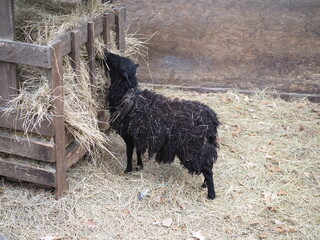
[
  {"x1": 202, "y1": 168, "x2": 216, "y2": 199},
  {"x1": 136, "y1": 150, "x2": 143, "y2": 171}
]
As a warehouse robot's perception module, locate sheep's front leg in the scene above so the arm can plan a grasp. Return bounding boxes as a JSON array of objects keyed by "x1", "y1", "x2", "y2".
[
  {"x1": 202, "y1": 168, "x2": 216, "y2": 199},
  {"x1": 136, "y1": 150, "x2": 143, "y2": 171},
  {"x1": 124, "y1": 137, "x2": 134, "y2": 173}
]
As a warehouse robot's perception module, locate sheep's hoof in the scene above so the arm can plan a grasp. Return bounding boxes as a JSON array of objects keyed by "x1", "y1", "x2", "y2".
[
  {"x1": 207, "y1": 194, "x2": 216, "y2": 200},
  {"x1": 135, "y1": 165, "x2": 143, "y2": 171},
  {"x1": 201, "y1": 182, "x2": 207, "y2": 188},
  {"x1": 124, "y1": 168, "x2": 132, "y2": 174}
]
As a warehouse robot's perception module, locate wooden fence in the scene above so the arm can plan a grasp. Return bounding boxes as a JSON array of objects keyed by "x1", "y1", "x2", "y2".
[{"x1": 0, "y1": 0, "x2": 125, "y2": 199}]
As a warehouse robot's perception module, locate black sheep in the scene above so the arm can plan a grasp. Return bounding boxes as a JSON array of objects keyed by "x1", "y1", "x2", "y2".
[{"x1": 105, "y1": 53, "x2": 220, "y2": 199}]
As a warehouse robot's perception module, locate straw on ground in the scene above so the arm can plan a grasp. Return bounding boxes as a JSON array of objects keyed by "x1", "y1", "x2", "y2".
[{"x1": 0, "y1": 88, "x2": 319, "y2": 240}]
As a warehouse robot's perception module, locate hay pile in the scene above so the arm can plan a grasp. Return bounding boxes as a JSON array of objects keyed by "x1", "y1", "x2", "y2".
[
  {"x1": 5, "y1": 0, "x2": 149, "y2": 154},
  {"x1": 15, "y1": 0, "x2": 113, "y2": 45},
  {"x1": 0, "y1": 88, "x2": 319, "y2": 239}
]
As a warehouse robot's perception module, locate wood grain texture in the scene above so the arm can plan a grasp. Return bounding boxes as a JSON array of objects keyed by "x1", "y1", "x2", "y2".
[
  {"x1": 70, "y1": 30, "x2": 81, "y2": 83},
  {"x1": 0, "y1": 107, "x2": 54, "y2": 136},
  {"x1": 86, "y1": 21, "x2": 97, "y2": 95},
  {"x1": 0, "y1": 0, "x2": 15, "y2": 39},
  {"x1": 0, "y1": 132, "x2": 54, "y2": 162},
  {"x1": 0, "y1": 41, "x2": 52, "y2": 68},
  {"x1": 115, "y1": 7, "x2": 126, "y2": 53},
  {"x1": 49, "y1": 15, "x2": 105, "y2": 57},
  {"x1": 0, "y1": 63, "x2": 17, "y2": 106},
  {"x1": 49, "y1": 40, "x2": 68, "y2": 199},
  {"x1": 103, "y1": 12, "x2": 113, "y2": 48},
  {"x1": 0, "y1": 0, "x2": 17, "y2": 106},
  {"x1": 0, "y1": 156, "x2": 56, "y2": 187},
  {"x1": 66, "y1": 142, "x2": 87, "y2": 169}
]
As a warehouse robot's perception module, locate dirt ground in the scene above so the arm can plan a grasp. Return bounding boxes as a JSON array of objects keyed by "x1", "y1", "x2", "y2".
[
  {"x1": 118, "y1": 0, "x2": 320, "y2": 95},
  {"x1": 0, "y1": 88, "x2": 319, "y2": 240}
]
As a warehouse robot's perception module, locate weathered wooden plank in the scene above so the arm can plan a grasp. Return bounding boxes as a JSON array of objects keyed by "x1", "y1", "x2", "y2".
[
  {"x1": 0, "y1": 0, "x2": 17, "y2": 106},
  {"x1": 0, "y1": 0, "x2": 15, "y2": 39},
  {"x1": 0, "y1": 10, "x2": 116, "y2": 62},
  {"x1": 49, "y1": 40, "x2": 68, "y2": 199},
  {"x1": 70, "y1": 30, "x2": 81, "y2": 83},
  {"x1": 109, "y1": 10, "x2": 115, "y2": 25},
  {"x1": 50, "y1": 22, "x2": 86, "y2": 58},
  {"x1": 77, "y1": 15, "x2": 105, "y2": 45},
  {"x1": 0, "y1": 40, "x2": 52, "y2": 68},
  {"x1": 103, "y1": 13, "x2": 111, "y2": 48},
  {"x1": 93, "y1": 15, "x2": 104, "y2": 37},
  {"x1": 0, "y1": 107, "x2": 54, "y2": 136},
  {"x1": 87, "y1": 21, "x2": 97, "y2": 94},
  {"x1": 77, "y1": 22, "x2": 89, "y2": 51},
  {"x1": 66, "y1": 142, "x2": 87, "y2": 169},
  {"x1": 115, "y1": 7, "x2": 126, "y2": 53},
  {"x1": 65, "y1": 131, "x2": 75, "y2": 148},
  {"x1": 0, "y1": 62, "x2": 17, "y2": 106},
  {"x1": 0, "y1": 132, "x2": 54, "y2": 162},
  {"x1": 50, "y1": 14, "x2": 106, "y2": 57},
  {"x1": 53, "y1": 31, "x2": 72, "y2": 58},
  {"x1": 0, "y1": 156, "x2": 56, "y2": 187}
]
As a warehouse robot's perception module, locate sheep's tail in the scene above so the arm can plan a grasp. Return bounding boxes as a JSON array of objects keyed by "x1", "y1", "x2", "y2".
[
  {"x1": 206, "y1": 108, "x2": 221, "y2": 163},
  {"x1": 206, "y1": 136, "x2": 219, "y2": 163}
]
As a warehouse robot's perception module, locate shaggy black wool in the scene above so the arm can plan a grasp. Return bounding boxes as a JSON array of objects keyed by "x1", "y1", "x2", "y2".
[
  {"x1": 105, "y1": 52, "x2": 220, "y2": 199},
  {"x1": 110, "y1": 88, "x2": 220, "y2": 175}
]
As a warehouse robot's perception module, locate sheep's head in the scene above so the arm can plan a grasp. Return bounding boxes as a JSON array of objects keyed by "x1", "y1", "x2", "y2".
[{"x1": 104, "y1": 52, "x2": 139, "y2": 89}]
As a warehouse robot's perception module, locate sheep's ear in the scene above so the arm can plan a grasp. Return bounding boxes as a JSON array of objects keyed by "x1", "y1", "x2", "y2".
[{"x1": 134, "y1": 64, "x2": 139, "y2": 69}]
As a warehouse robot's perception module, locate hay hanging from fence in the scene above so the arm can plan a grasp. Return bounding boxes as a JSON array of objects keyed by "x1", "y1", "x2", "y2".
[
  {"x1": 15, "y1": 0, "x2": 114, "y2": 44},
  {"x1": 5, "y1": 0, "x2": 151, "y2": 155}
]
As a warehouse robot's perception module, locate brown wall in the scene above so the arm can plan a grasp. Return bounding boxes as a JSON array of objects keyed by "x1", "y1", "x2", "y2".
[{"x1": 118, "y1": 0, "x2": 320, "y2": 94}]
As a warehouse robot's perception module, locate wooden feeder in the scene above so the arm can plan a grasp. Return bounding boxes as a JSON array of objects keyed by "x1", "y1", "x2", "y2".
[{"x1": 0, "y1": 0, "x2": 126, "y2": 199}]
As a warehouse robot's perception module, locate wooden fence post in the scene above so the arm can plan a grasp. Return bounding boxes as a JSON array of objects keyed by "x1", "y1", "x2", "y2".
[
  {"x1": 115, "y1": 7, "x2": 126, "y2": 54},
  {"x1": 49, "y1": 39, "x2": 68, "y2": 199},
  {"x1": 87, "y1": 21, "x2": 96, "y2": 96},
  {"x1": 103, "y1": 13, "x2": 111, "y2": 49},
  {"x1": 70, "y1": 30, "x2": 81, "y2": 82},
  {"x1": 0, "y1": 0, "x2": 18, "y2": 106}
]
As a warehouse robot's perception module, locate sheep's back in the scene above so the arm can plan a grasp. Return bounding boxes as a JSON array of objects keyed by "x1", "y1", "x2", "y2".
[{"x1": 127, "y1": 90, "x2": 219, "y2": 171}]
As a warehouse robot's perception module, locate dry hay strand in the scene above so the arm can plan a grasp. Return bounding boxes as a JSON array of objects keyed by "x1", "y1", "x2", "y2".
[
  {"x1": 62, "y1": 57, "x2": 109, "y2": 154},
  {"x1": 107, "y1": 28, "x2": 155, "y2": 65},
  {"x1": 15, "y1": 0, "x2": 116, "y2": 45},
  {"x1": 4, "y1": 55, "x2": 108, "y2": 156},
  {"x1": 3, "y1": 67, "x2": 53, "y2": 135},
  {"x1": 0, "y1": 89, "x2": 319, "y2": 240}
]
